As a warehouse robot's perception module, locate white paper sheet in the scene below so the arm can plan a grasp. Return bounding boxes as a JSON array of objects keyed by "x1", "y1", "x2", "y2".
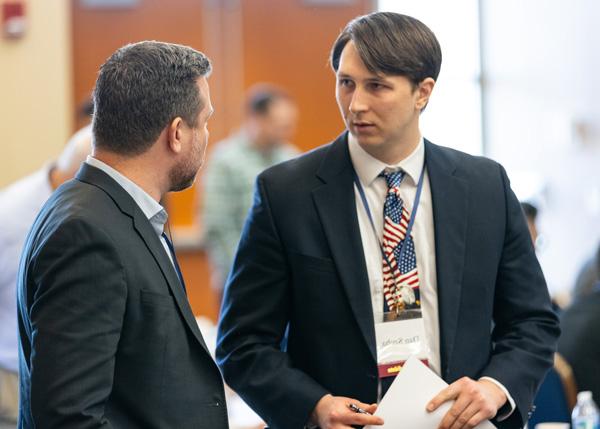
[{"x1": 365, "y1": 356, "x2": 496, "y2": 429}]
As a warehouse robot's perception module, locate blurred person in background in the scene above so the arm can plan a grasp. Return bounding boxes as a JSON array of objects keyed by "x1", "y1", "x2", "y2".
[
  {"x1": 521, "y1": 201, "x2": 571, "y2": 314},
  {"x1": 0, "y1": 125, "x2": 92, "y2": 426},
  {"x1": 202, "y1": 83, "x2": 299, "y2": 300},
  {"x1": 521, "y1": 201, "x2": 539, "y2": 244},
  {"x1": 558, "y1": 246, "x2": 600, "y2": 402},
  {"x1": 573, "y1": 243, "x2": 600, "y2": 298}
]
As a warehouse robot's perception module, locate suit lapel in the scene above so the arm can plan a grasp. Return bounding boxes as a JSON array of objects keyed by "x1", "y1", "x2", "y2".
[
  {"x1": 131, "y1": 214, "x2": 210, "y2": 353},
  {"x1": 76, "y1": 164, "x2": 210, "y2": 355},
  {"x1": 311, "y1": 134, "x2": 376, "y2": 361},
  {"x1": 425, "y1": 141, "x2": 468, "y2": 376}
]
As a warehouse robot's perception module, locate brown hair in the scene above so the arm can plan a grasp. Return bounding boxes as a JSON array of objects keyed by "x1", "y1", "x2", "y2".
[{"x1": 331, "y1": 12, "x2": 441, "y2": 86}]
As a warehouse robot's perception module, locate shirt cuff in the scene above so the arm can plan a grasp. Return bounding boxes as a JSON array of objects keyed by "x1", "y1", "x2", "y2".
[{"x1": 479, "y1": 376, "x2": 515, "y2": 421}]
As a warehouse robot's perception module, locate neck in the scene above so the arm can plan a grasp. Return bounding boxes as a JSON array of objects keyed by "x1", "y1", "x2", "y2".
[
  {"x1": 92, "y1": 150, "x2": 165, "y2": 202},
  {"x1": 357, "y1": 121, "x2": 421, "y2": 165},
  {"x1": 370, "y1": 141, "x2": 419, "y2": 165},
  {"x1": 246, "y1": 127, "x2": 274, "y2": 153},
  {"x1": 358, "y1": 134, "x2": 421, "y2": 166}
]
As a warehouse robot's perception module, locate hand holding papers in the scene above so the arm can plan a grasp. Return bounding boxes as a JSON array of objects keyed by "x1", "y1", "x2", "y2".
[{"x1": 365, "y1": 357, "x2": 496, "y2": 429}]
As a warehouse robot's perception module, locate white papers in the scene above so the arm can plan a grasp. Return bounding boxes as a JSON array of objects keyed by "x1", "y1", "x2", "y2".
[{"x1": 365, "y1": 356, "x2": 495, "y2": 429}]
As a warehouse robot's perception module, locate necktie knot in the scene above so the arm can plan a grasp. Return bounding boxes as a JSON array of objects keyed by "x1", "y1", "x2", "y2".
[{"x1": 381, "y1": 169, "x2": 405, "y2": 190}]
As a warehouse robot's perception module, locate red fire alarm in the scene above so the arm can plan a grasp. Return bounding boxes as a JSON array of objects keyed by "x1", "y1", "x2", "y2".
[{"x1": 2, "y1": 2, "x2": 26, "y2": 39}]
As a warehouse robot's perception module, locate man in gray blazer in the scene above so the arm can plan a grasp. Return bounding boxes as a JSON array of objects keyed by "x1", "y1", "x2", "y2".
[{"x1": 17, "y1": 41, "x2": 227, "y2": 429}]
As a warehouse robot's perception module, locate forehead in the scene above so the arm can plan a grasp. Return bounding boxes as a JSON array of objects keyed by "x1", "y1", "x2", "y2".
[
  {"x1": 196, "y1": 77, "x2": 213, "y2": 111},
  {"x1": 266, "y1": 97, "x2": 296, "y2": 115},
  {"x1": 337, "y1": 41, "x2": 385, "y2": 79}
]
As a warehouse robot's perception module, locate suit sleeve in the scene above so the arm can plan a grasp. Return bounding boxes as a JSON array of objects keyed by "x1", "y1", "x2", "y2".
[
  {"x1": 482, "y1": 165, "x2": 560, "y2": 428},
  {"x1": 26, "y1": 217, "x2": 126, "y2": 428},
  {"x1": 216, "y1": 176, "x2": 329, "y2": 429}
]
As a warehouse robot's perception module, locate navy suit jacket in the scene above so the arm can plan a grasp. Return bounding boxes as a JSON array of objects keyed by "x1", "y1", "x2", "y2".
[
  {"x1": 216, "y1": 133, "x2": 559, "y2": 429},
  {"x1": 18, "y1": 164, "x2": 228, "y2": 429}
]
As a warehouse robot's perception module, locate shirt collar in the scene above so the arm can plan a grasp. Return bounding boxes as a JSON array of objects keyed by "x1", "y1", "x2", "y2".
[
  {"x1": 85, "y1": 156, "x2": 168, "y2": 236},
  {"x1": 348, "y1": 133, "x2": 425, "y2": 186}
]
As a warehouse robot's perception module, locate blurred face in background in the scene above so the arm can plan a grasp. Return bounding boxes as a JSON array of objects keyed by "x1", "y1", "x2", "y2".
[{"x1": 251, "y1": 98, "x2": 298, "y2": 150}]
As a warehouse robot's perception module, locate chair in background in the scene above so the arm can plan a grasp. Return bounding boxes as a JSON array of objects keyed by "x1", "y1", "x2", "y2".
[{"x1": 528, "y1": 353, "x2": 578, "y2": 428}]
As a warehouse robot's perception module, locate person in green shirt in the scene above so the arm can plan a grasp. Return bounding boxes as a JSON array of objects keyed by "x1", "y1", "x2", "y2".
[{"x1": 201, "y1": 84, "x2": 299, "y2": 300}]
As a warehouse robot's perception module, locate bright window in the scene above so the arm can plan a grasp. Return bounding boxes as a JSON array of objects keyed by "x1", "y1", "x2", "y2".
[{"x1": 378, "y1": 0, "x2": 482, "y2": 155}]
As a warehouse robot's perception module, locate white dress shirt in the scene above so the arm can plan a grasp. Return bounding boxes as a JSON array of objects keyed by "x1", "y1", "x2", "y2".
[
  {"x1": 348, "y1": 134, "x2": 515, "y2": 418},
  {"x1": 348, "y1": 134, "x2": 441, "y2": 376}
]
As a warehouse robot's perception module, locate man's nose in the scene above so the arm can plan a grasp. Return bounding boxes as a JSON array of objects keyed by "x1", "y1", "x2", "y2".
[{"x1": 349, "y1": 87, "x2": 368, "y2": 114}]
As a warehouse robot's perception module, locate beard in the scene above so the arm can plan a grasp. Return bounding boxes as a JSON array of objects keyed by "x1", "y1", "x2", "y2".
[
  {"x1": 169, "y1": 156, "x2": 199, "y2": 192},
  {"x1": 169, "y1": 130, "x2": 207, "y2": 192}
]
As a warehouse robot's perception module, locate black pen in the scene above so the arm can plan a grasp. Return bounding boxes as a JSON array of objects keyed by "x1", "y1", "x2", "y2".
[{"x1": 348, "y1": 403, "x2": 372, "y2": 415}]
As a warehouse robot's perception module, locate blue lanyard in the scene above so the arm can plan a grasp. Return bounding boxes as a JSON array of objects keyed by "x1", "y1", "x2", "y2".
[{"x1": 352, "y1": 162, "x2": 426, "y2": 283}]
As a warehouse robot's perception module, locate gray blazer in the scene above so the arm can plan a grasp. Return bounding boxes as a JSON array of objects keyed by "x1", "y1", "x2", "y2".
[{"x1": 18, "y1": 163, "x2": 228, "y2": 429}]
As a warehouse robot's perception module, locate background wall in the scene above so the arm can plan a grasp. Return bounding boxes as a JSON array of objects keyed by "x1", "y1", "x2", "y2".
[{"x1": 0, "y1": 0, "x2": 72, "y2": 186}]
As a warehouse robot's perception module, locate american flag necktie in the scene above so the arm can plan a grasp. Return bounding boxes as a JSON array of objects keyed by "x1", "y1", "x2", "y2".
[{"x1": 381, "y1": 170, "x2": 421, "y2": 313}]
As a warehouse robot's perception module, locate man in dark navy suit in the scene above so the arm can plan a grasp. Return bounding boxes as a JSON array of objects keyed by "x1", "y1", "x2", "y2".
[{"x1": 217, "y1": 12, "x2": 559, "y2": 429}]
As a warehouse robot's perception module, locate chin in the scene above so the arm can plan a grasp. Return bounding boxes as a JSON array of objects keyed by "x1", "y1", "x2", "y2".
[{"x1": 170, "y1": 173, "x2": 197, "y2": 192}]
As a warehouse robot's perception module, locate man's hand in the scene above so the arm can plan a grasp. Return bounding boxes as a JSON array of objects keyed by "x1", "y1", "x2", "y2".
[
  {"x1": 427, "y1": 378, "x2": 507, "y2": 429},
  {"x1": 310, "y1": 394, "x2": 384, "y2": 429}
]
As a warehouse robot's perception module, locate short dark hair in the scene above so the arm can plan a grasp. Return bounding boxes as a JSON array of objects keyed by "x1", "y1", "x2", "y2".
[
  {"x1": 93, "y1": 41, "x2": 211, "y2": 156},
  {"x1": 330, "y1": 12, "x2": 442, "y2": 86},
  {"x1": 245, "y1": 83, "x2": 291, "y2": 116}
]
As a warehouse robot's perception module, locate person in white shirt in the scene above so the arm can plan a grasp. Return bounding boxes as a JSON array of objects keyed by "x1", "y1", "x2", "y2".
[
  {"x1": 216, "y1": 12, "x2": 559, "y2": 429},
  {"x1": 0, "y1": 125, "x2": 91, "y2": 425}
]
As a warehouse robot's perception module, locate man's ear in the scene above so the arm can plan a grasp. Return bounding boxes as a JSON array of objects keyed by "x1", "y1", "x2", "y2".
[
  {"x1": 167, "y1": 117, "x2": 184, "y2": 154},
  {"x1": 415, "y1": 77, "x2": 435, "y2": 111}
]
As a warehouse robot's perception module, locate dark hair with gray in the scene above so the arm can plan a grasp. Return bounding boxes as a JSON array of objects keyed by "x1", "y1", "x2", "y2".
[
  {"x1": 93, "y1": 41, "x2": 211, "y2": 156},
  {"x1": 330, "y1": 12, "x2": 442, "y2": 87},
  {"x1": 245, "y1": 83, "x2": 291, "y2": 116}
]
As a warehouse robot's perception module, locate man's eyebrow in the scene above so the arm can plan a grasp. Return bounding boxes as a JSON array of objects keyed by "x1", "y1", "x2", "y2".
[{"x1": 366, "y1": 76, "x2": 390, "y2": 83}]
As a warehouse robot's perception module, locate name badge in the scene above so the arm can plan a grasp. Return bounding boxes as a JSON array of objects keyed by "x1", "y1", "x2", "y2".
[{"x1": 375, "y1": 314, "x2": 429, "y2": 378}]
